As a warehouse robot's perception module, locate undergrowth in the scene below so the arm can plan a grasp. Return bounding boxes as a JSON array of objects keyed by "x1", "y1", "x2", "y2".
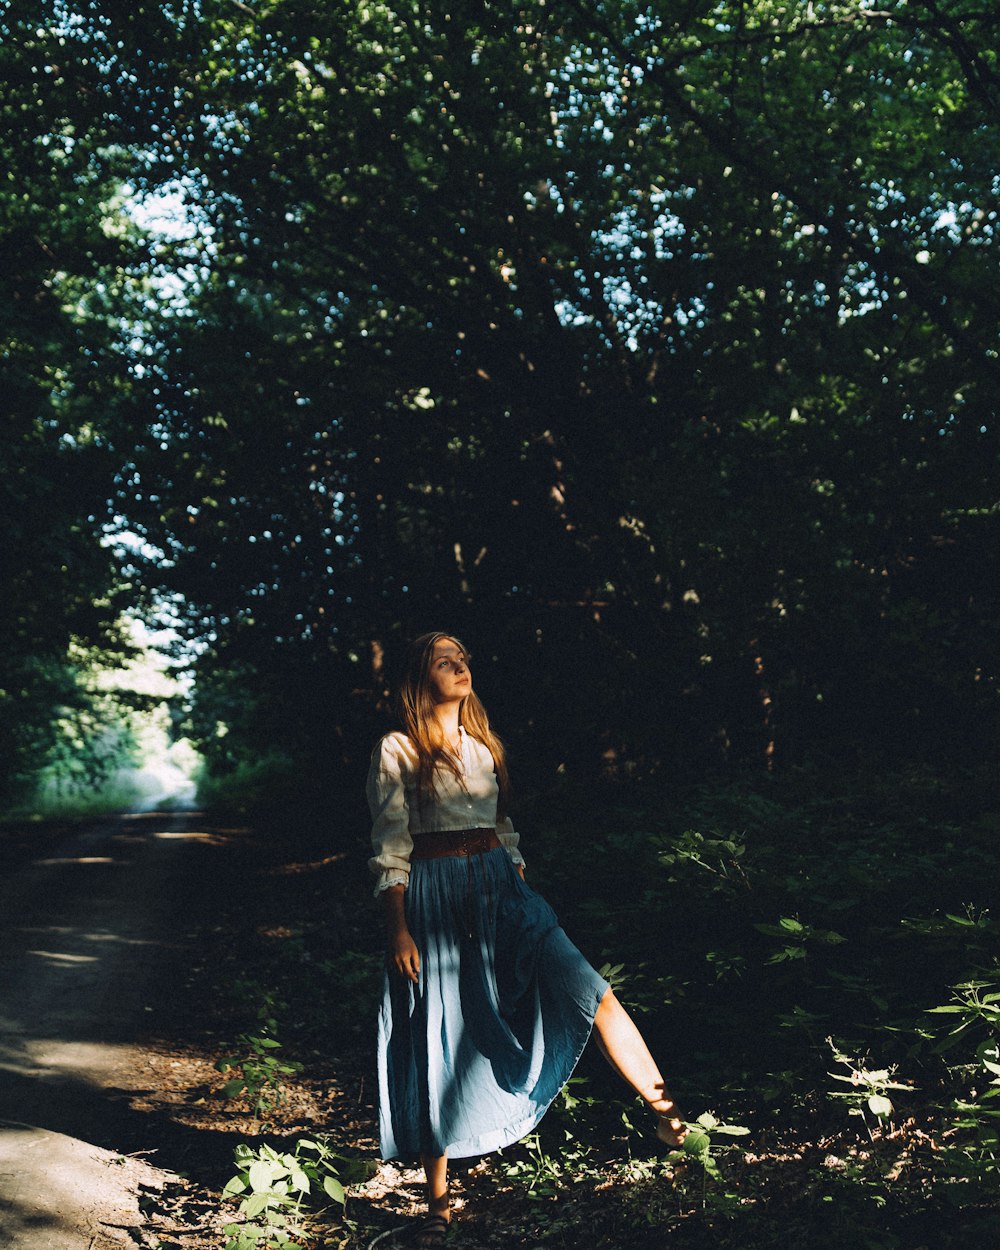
[
  {"x1": 502, "y1": 765, "x2": 1000, "y2": 1243},
  {"x1": 212, "y1": 765, "x2": 1000, "y2": 1247}
]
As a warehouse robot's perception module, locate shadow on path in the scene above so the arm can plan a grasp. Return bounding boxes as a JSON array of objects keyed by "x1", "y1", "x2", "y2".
[{"x1": 0, "y1": 811, "x2": 250, "y2": 1181}]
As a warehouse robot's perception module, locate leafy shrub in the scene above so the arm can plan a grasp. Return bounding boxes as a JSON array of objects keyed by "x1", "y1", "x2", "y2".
[{"x1": 221, "y1": 1137, "x2": 375, "y2": 1250}]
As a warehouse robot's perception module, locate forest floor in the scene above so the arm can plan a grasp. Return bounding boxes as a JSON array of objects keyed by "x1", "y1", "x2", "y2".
[
  {"x1": 0, "y1": 808, "x2": 682, "y2": 1250},
  {"x1": 1, "y1": 789, "x2": 996, "y2": 1250}
]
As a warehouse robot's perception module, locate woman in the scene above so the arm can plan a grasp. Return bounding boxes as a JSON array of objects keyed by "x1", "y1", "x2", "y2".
[{"x1": 368, "y1": 632, "x2": 685, "y2": 1246}]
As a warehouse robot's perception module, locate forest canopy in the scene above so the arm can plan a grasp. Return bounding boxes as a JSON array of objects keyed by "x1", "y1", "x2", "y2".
[{"x1": 3, "y1": 0, "x2": 999, "y2": 804}]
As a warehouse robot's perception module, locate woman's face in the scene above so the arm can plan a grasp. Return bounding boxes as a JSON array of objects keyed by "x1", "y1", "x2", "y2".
[{"x1": 426, "y1": 637, "x2": 472, "y2": 705}]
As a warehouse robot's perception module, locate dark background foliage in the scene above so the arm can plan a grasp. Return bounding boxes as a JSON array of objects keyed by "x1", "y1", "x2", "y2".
[{"x1": 2, "y1": 0, "x2": 998, "y2": 806}]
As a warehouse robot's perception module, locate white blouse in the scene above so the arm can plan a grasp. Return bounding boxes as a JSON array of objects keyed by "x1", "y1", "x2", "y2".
[{"x1": 366, "y1": 727, "x2": 524, "y2": 896}]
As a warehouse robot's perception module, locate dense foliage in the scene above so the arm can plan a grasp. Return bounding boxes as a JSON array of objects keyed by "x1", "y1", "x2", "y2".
[
  {"x1": 4, "y1": 3, "x2": 999, "y2": 786},
  {"x1": 119, "y1": 0, "x2": 1000, "y2": 786},
  {"x1": 0, "y1": 4, "x2": 144, "y2": 803}
]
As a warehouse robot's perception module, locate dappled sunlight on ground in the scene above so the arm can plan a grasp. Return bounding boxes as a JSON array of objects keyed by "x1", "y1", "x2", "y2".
[
  {"x1": 30, "y1": 855, "x2": 116, "y2": 866},
  {"x1": 268, "y1": 851, "x2": 348, "y2": 875},
  {"x1": 0, "y1": 1037, "x2": 132, "y2": 1081},
  {"x1": 153, "y1": 829, "x2": 235, "y2": 845}
]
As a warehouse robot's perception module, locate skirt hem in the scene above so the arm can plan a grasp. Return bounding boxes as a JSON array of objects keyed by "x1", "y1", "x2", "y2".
[
  {"x1": 377, "y1": 848, "x2": 609, "y2": 1161},
  {"x1": 379, "y1": 977, "x2": 607, "y2": 1161}
]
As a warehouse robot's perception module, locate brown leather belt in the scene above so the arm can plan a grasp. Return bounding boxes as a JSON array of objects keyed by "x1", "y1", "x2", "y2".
[{"x1": 410, "y1": 827, "x2": 500, "y2": 860}]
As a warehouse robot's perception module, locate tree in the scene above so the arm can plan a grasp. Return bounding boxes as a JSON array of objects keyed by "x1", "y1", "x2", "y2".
[
  {"x1": 96, "y1": 1, "x2": 1000, "y2": 781},
  {"x1": 0, "y1": 3, "x2": 142, "y2": 804}
]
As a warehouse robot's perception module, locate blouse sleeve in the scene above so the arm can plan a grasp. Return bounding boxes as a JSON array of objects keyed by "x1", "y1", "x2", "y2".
[
  {"x1": 366, "y1": 736, "x2": 414, "y2": 897},
  {"x1": 496, "y1": 814, "x2": 525, "y2": 867}
]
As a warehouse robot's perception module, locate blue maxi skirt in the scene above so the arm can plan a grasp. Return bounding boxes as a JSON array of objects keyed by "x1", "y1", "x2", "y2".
[{"x1": 377, "y1": 845, "x2": 609, "y2": 1160}]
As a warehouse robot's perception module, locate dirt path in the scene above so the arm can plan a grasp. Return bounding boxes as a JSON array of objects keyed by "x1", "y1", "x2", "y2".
[
  {"x1": 0, "y1": 807, "x2": 404, "y2": 1250},
  {"x1": 0, "y1": 812, "x2": 220, "y2": 1148},
  {"x1": 0, "y1": 810, "x2": 250, "y2": 1247}
]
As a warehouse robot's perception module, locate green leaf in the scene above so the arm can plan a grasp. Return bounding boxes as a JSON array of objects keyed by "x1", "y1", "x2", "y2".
[
  {"x1": 337, "y1": 1156, "x2": 379, "y2": 1185},
  {"x1": 696, "y1": 1112, "x2": 718, "y2": 1129},
  {"x1": 767, "y1": 946, "x2": 807, "y2": 963},
  {"x1": 224, "y1": 1229, "x2": 260, "y2": 1250},
  {"x1": 682, "y1": 1129, "x2": 711, "y2": 1156},
  {"x1": 933, "y1": 1030, "x2": 973, "y2": 1055},
  {"x1": 323, "y1": 1175, "x2": 347, "y2": 1205},
  {"x1": 222, "y1": 1078, "x2": 247, "y2": 1098},
  {"x1": 222, "y1": 1176, "x2": 248, "y2": 1197},
  {"x1": 243, "y1": 1192, "x2": 271, "y2": 1220},
  {"x1": 268, "y1": 1237, "x2": 298, "y2": 1250},
  {"x1": 249, "y1": 1161, "x2": 278, "y2": 1192},
  {"x1": 868, "y1": 1094, "x2": 894, "y2": 1117}
]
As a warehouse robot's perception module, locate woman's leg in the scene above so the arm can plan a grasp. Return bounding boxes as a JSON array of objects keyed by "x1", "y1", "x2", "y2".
[
  {"x1": 420, "y1": 1150, "x2": 450, "y2": 1223},
  {"x1": 592, "y1": 987, "x2": 686, "y2": 1144}
]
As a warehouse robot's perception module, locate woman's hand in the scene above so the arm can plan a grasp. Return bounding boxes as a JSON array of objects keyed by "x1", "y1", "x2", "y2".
[
  {"x1": 380, "y1": 884, "x2": 420, "y2": 984},
  {"x1": 389, "y1": 926, "x2": 421, "y2": 984}
]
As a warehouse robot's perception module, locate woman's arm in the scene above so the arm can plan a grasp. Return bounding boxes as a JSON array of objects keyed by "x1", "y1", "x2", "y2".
[
  {"x1": 367, "y1": 737, "x2": 421, "y2": 981},
  {"x1": 380, "y1": 883, "x2": 420, "y2": 983},
  {"x1": 367, "y1": 735, "x2": 415, "y2": 896}
]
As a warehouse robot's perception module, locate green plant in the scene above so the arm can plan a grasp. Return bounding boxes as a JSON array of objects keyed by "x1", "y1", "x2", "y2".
[
  {"x1": 755, "y1": 916, "x2": 846, "y2": 964},
  {"x1": 216, "y1": 983, "x2": 303, "y2": 1127},
  {"x1": 705, "y1": 948, "x2": 747, "y2": 981},
  {"x1": 827, "y1": 1040, "x2": 912, "y2": 1137},
  {"x1": 501, "y1": 1126, "x2": 599, "y2": 1199},
  {"x1": 925, "y1": 976, "x2": 1000, "y2": 1065},
  {"x1": 596, "y1": 961, "x2": 668, "y2": 1014},
  {"x1": 665, "y1": 1111, "x2": 750, "y2": 1210},
  {"x1": 314, "y1": 948, "x2": 384, "y2": 1032},
  {"x1": 655, "y1": 828, "x2": 751, "y2": 894},
  {"x1": 216, "y1": 1035, "x2": 303, "y2": 1127},
  {"x1": 550, "y1": 1075, "x2": 599, "y2": 1128},
  {"x1": 900, "y1": 906, "x2": 1000, "y2": 949},
  {"x1": 923, "y1": 977, "x2": 1000, "y2": 1199},
  {"x1": 221, "y1": 1137, "x2": 374, "y2": 1250}
]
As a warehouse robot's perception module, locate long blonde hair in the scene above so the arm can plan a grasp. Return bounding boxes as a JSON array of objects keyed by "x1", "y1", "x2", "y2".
[{"x1": 396, "y1": 631, "x2": 510, "y2": 819}]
